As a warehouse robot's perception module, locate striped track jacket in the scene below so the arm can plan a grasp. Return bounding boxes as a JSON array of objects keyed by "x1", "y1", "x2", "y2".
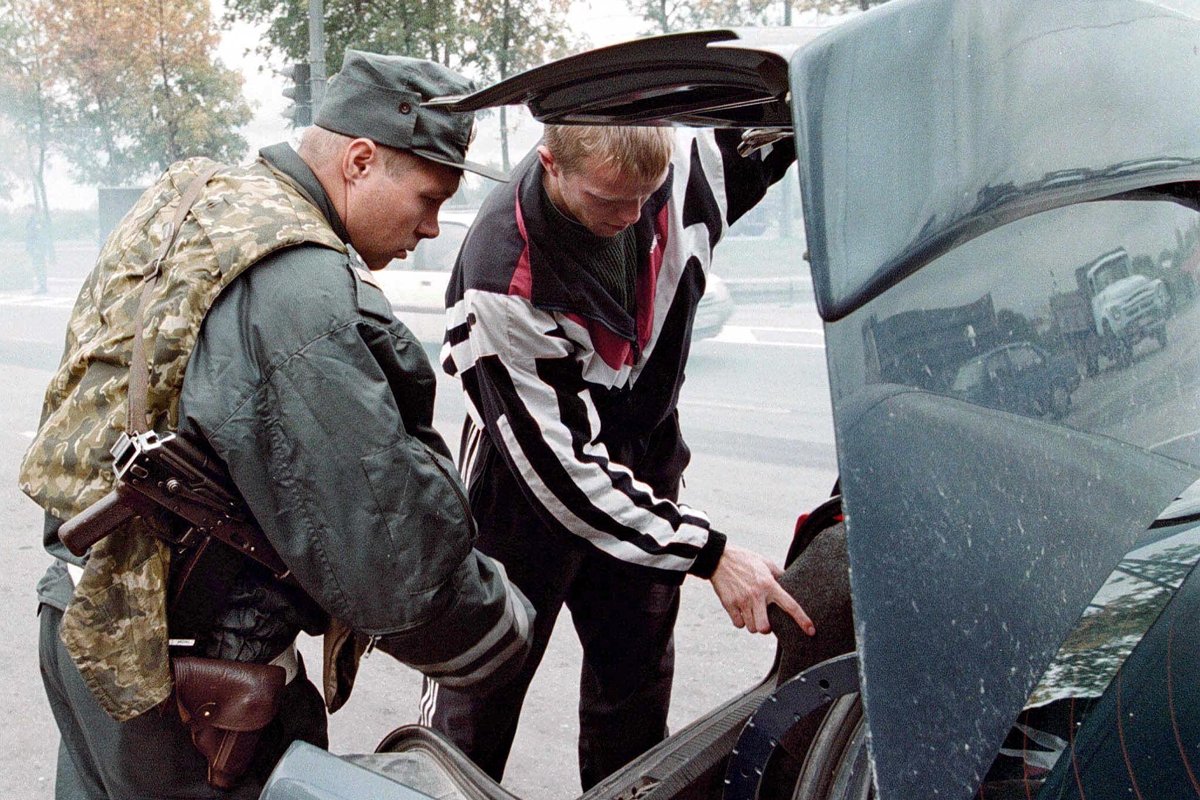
[{"x1": 443, "y1": 129, "x2": 795, "y2": 579}]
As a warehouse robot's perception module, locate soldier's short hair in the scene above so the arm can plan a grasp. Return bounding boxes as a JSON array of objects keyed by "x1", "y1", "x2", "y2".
[
  {"x1": 543, "y1": 125, "x2": 673, "y2": 183},
  {"x1": 298, "y1": 126, "x2": 420, "y2": 181}
]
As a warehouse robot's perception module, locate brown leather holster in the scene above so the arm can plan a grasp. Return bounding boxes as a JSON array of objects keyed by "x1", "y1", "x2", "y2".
[{"x1": 173, "y1": 656, "x2": 286, "y2": 790}]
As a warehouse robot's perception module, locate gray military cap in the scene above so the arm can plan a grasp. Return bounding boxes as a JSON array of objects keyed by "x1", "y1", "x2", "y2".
[{"x1": 316, "y1": 50, "x2": 506, "y2": 182}]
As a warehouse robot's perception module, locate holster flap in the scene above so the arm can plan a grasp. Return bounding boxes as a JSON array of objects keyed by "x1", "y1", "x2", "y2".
[{"x1": 173, "y1": 655, "x2": 285, "y2": 732}]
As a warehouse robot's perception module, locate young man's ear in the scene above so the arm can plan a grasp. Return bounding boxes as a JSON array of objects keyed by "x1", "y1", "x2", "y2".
[{"x1": 536, "y1": 145, "x2": 558, "y2": 177}]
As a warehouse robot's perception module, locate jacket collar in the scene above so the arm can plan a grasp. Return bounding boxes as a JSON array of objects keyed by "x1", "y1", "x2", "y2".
[
  {"x1": 515, "y1": 151, "x2": 672, "y2": 343},
  {"x1": 258, "y1": 143, "x2": 352, "y2": 245}
]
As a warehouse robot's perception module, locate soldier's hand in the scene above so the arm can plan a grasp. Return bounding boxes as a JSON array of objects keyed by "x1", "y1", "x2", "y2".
[{"x1": 708, "y1": 544, "x2": 816, "y2": 636}]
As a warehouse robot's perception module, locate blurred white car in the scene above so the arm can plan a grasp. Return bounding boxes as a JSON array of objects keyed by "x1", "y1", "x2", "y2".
[
  {"x1": 374, "y1": 210, "x2": 475, "y2": 344},
  {"x1": 376, "y1": 209, "x2": 734, "y2": 344},
  {"x1": 693, "y1": 272, "x2": 734, "y2": 340}
]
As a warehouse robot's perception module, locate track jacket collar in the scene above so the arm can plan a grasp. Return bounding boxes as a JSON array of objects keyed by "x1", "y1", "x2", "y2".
[{"x1": 516, "y1": 152, "x2": 673, "y2": 344}]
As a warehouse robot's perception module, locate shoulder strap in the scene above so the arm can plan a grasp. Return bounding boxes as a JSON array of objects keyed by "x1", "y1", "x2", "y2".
[{"x1": 127, "y1": 164, "x2": 222, "y2": 434}]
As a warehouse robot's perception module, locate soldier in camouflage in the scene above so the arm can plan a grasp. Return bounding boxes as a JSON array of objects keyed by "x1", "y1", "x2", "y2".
[{"x1": 23, "y1": 51, "x2": 531, "y2": 798}]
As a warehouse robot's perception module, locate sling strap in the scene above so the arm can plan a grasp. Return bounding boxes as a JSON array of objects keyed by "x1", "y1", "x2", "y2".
[{"x1": 127, "y1": 163, "x2": 222, "y2": 435}]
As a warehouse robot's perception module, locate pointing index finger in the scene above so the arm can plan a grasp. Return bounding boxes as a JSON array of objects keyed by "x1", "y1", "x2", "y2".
[{"x1": 771, "y1": 582, "x2": 816, "y2": 637}]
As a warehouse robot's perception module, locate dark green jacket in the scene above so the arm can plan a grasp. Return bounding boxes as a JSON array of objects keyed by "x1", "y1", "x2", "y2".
[
  {"x1": 177, "y1": 144, "x2": 532, "y2": 690},
  {"x1": 39, "y1": 145, "x2": 532, "y2": 701}
]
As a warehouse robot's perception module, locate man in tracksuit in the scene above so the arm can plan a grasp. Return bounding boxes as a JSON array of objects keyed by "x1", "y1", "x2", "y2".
[{"x1": 426, "y1": 125, "x2": 814, "y2": 789}]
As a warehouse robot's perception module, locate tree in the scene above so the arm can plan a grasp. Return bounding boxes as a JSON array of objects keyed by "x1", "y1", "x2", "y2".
[
  {"x1": 459, "y1": 0, "x2": 573, "y2": 171},
  {"x1": 136, "y1": 0, "x2": 252, "y2": 174},
  {"x1": 625, "y1": 0, "x2": 893, "y2": 240},
  {"x1": 223, "y1": 0, "x2": 466, "y2": 73},
  {"x1": 39, "y1": 0, "x2": 251, "y2": 186},
  {"x1": 0, "y1": 0, "x2": 57, "y2": 219},
  {"x1": 628, "y1": 0, "x2": 775, "y2": 34},
  {"x1": 223, "y1": 0, "x2": 575, "y2": 173}
]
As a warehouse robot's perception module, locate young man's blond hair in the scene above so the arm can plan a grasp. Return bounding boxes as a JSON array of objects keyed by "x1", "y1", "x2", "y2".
[{"x1": 543, "y1": 124, "x2": 674, "y2": 182}]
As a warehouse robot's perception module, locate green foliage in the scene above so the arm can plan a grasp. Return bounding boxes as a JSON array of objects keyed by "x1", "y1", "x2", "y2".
[
  {"x1": 458, "y1": 0, "x2": 573, "y2": 78},
  {"x1": 0, "y1": 0, "x2": 251, "y2": 193},
  {"x1": 223, "y1": 0, "x2": 574, "y2": 84},
  {"x1": 626, "y1": 0, "x2": 775, "y2": 34},
  {"x1": 43, "y1": 0, "x2": 252, "y2": 186},
  {"x1": 222, "y1": 0, "x2": 574, "y2": 169},
  {"x1": 0, "y1": 0, "x2": 56, "y2": 215},
  {"x1": 224, "y1": 0, "x2": 467, "y2": 71}
]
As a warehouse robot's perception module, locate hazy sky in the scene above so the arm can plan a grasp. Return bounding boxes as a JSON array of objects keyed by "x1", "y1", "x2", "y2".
[
  {"x1": 212, "y1": 0, "x2": 650, "y2": 166},
  {"x1": 24, "y1": 1, "x2": 846, "y2": 210},
  {"x1": 25, "y1": 2, "x2": 647, "y2": 209}
]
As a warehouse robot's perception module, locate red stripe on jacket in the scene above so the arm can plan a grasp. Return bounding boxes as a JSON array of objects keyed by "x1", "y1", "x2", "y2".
[
  {"x1": 510, "y1": 185, "x2": 671, "y2": 371},
  {"x1": 509, "y1": 184, "x2": 533, "y2": 300}
]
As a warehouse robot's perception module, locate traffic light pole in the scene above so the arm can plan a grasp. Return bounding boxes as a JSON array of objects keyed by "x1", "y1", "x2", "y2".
[{"x1": 308, "y1": 0, "x2": 327, "y2": 110}]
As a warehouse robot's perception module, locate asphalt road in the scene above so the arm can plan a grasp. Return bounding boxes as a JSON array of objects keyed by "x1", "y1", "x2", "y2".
[
  {"x1": 0, "y1": 242, "x2": 839, "y2": 799},
  {"x1": 5, "y1": 239, "x2": 1196, "y2": 800}
]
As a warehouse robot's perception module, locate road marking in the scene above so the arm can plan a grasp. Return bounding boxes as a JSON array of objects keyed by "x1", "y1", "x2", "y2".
[
  {"x1": 0, "y1": 293, "x2": 74, "y2": 309},
  {"x1": 730, "y1": 325, "x2": 824, "y2": 336},
  {"x1": 707, "y1": 325, "x2": 826, "y2": 348},
  {"x1": 679, "y1": 399, "x2": 794, "y2": 414}
]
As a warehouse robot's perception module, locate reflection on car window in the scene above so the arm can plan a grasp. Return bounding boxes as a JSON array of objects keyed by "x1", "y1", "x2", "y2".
[
  {"x1": 1091, "y1": 261, "x2": 1125, "y2": 293},
  {"x1": 1009, "y1": 345, "x2": 1042, "y2": 372},
  {"x1": 837, "y1": 198, "x2": 1199, "y2": 450},
  {"x1": 979, "y1": 480, "x2": 1200, "y2": 796},
  {"x1": 951, "y1": 358, "x2": 984, "y2": 392}
]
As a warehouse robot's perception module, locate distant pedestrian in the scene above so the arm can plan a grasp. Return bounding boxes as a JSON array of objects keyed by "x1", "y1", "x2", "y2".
[{"x1": 25, "y1": 211, "x2": 50, "y2": 294}]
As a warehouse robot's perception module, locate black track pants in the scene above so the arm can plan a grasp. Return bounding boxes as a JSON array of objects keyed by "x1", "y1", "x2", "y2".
[{"x1": 421, "y1": 517, "x2": 681, "y2": 790}]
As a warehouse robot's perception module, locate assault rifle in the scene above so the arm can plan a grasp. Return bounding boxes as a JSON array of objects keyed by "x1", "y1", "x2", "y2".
[{"x1": 58, "y1": 430, "x2": 290, "y2": 580}]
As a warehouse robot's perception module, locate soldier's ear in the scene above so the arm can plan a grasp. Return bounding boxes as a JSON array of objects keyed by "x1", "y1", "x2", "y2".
[{"x1": 343, "y1": 138, "x2": 378, "y2": 182}]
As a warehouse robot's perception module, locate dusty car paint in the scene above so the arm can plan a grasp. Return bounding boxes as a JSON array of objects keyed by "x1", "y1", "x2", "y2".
[{"x1": 263, "y1": 2, "x2": 1200, "y2": 798}]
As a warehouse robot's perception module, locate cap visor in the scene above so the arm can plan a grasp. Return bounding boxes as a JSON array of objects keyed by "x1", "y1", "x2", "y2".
[{"x1": 417, "y1": 151, "x2": 509, "y2": 182}]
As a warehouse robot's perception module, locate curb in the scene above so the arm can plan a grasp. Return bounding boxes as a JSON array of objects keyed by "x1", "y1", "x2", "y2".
[{"x1": 724, "y1": 276, "x2": 814, "y2": 303}]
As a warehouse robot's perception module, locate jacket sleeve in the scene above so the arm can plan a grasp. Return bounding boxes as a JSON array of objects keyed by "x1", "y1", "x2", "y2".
[
  {"x1": 717, "y1": 128, "x2": 797, "y2": 227},
  {"x1": 446, "y1": 288, "x2": 728, "y2": 578},
  {"x1": 182, "y1": 259, "x2": 532, "y2": 691}
]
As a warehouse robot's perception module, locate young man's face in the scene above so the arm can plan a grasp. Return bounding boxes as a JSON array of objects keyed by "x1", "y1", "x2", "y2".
[
  {"x1": 343, "y1": 144, "x2": 461, "y2": 270},
  {"x1": 540, "y1": 148, "x2": 668, "y2": 238}
]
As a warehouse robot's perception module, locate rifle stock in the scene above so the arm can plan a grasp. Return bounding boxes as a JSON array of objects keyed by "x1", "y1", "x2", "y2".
[{"x1": 56, "y1": 430, "x2": 290, "y2": 580}]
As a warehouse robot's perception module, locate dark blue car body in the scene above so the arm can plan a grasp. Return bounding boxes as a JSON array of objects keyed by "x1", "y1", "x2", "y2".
[
  {"x1": 261, "y1": 1, "x2": 1200, "y2": 798},
  {"x1": 948, "y1": 342, "x2": 1081, "y2": 419}
]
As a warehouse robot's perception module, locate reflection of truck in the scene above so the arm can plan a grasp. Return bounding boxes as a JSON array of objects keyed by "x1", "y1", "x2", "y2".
[
  {"x1": 863, "y1": 294, "x2": 998, "y2": 390},
  {"x1": 1049, "y1": 247, "x2": 1169, "y2": 375}
]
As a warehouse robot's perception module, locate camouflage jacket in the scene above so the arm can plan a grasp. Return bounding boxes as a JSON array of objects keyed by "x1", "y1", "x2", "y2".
[
  {"x1": 23, "y1": 146, "x2": 535, "y2": 724},
  {"x1": 19, "y1": 155, "x2": 346, "y2": 720}
]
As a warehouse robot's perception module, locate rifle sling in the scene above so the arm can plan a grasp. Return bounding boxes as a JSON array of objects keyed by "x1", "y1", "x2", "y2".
[
  {"x1": 127, "y1": 164, "x2": 221, "y2": 435},
  {"x1": 120, "y1": 164, "x2": 249, "y2": 641}
]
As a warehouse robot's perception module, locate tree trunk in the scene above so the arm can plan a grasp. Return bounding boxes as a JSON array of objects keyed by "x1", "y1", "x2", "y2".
[
  {"x1": 155, "y1": 0, "x2": 181, "y2": 164},
  {"x1": 499, "y1": 0, "x2": 512, "y2": 172},
  {"x1": 500, "y1": 105, "x2": 510, "y2": 173},
  {"x1": 778, "y1": 0, "x2": 793, "y2": 239}
]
